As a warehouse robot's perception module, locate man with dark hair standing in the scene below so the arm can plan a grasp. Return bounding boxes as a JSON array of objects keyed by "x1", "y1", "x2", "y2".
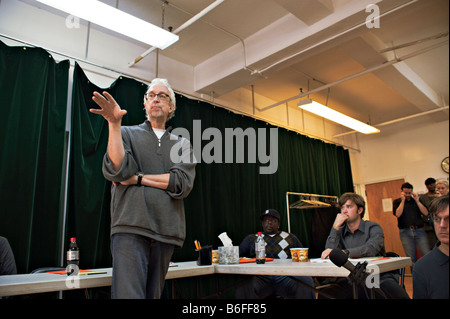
[
  {"x1": 413, "y1": 195, "x2": 449, "y2": 299},
  {"x1": 420, "y1": 177, "x2": 439, "y2": 248},
  {"x1": 393, "y1": 182, "x2": 430, "y2": 269},
  {"x1": 420, "y1": 178, "x2": 438, "y2": 210}
]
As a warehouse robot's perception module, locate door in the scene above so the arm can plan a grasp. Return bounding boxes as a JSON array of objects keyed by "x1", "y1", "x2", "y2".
[{"x1": 365, "y1": 179, "x2": 406, "y2": 257}]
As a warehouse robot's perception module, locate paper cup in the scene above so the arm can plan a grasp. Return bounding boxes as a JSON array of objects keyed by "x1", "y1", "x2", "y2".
[
  {"x1": 290, "y1": 248, "x2": 300, "y2": 262},
  {"x1": 298, "y1": 248, "x2": 309, "y2": 262},
  {"x1": 212, "y1": 250, "x2": 219, "y2": 264}
]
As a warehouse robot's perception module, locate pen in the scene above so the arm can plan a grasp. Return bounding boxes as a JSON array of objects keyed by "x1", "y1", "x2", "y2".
[
  {"x1": 194, "y1": 240, "x2": 201, "y2": 250},
  {"x1": 87, "y1": 272, "x2": 107, "y2": 275}
]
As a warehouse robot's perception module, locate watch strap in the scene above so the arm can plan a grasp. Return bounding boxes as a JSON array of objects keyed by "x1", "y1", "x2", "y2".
[{"x1": 136, "y1": 172, "x2": 144, "y2": 186}]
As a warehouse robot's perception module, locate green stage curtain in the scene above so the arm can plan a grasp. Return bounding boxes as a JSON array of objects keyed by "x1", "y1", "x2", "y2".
[
  {"x1": 168, "y1": 97, "x2": 354, "y2": 261},
  {"x1": 68, "y1": 65, "x2": 354, "y2": 270},
  {"x1": 0, "y1": 41, "x2": 69, "y2": 273},
  {"x1": 66, "y1": 63, "x2": 148, "y2": 269}
]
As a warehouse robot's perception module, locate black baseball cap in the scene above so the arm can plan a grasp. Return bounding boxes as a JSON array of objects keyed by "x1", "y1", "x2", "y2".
[{"x1": 260, "y1": 209, "x2": 280, "y2": 221}]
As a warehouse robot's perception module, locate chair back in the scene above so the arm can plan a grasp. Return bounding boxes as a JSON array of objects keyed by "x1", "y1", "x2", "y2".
[{"x1": 385, "y1": 252, "x2": 405, "y2": 288}]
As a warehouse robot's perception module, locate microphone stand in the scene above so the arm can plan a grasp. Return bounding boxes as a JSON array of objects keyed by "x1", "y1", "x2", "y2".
[{"x1": 348, "y1": 261, "x2": 376, "y2": 299}]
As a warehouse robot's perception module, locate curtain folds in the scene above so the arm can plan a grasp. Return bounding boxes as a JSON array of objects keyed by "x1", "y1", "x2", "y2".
[
  {"x1": 0, "y1": 41, "x2": 69, "y2": 273},
  {"x1": 67, "y1": 63, "x2": 148, "y2": 268},
  {"x1": 167, "y1": 96, "x2": 354, "y2": 260}
]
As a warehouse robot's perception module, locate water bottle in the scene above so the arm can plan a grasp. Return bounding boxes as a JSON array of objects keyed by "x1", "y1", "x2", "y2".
[
  {"x1": 255, "y1": 232, "x2": 266, "y2": 264},
  {"x1": 66, "y1": 237, "x2": 79, "y2": 275}
]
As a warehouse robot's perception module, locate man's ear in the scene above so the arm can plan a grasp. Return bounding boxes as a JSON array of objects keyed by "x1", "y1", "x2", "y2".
[{"x1": 358, "y1": 206, "x2": 364, "y2": 216}]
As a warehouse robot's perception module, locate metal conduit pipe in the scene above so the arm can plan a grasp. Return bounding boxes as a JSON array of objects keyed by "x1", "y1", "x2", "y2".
[
  {"x1": 258, "y1": 39, "x2": 448, "y2": 112},
  {"x1": 128, "y1": 0, "x2": 225, "y2": 67}
]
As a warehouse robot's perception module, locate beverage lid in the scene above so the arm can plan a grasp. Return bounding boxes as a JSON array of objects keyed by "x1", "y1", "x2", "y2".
[{"x1": 70, "y1": 237, "x2": 76, "y2": 242}]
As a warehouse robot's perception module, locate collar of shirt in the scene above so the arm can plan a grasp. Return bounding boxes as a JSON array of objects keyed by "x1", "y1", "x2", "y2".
[
  {"x1": 434, "y1": 242, "x2": 449, "y2": 266},
  {"x1": 342, "y1": 219, "x2": 366, "y2": 237}
]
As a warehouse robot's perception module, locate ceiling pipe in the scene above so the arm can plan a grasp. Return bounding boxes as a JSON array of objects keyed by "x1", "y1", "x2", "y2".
[
  {"x1": 258, "y1": 59, "x2": 397, "y2": 112},
  {"x1": 128, "y1": 0, "x2": 225, "y2": 67},
  {"x1": 258, "y1": 39, "x2": 448, "y2": 112},
  {"x1": 379, "y1": 31, "x2": 448, "y2": 53},
  {"x1": 333, "y1": 105, "x2": 449, "y2": 137}
]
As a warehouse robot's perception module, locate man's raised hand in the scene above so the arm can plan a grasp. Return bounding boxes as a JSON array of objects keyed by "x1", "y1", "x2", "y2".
[{"x1": 90, "y1": 91, "x2": 127, "y2": 123}]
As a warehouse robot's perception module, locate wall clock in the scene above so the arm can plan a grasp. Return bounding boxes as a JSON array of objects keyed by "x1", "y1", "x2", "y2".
[{"x1": 442, "y1": 156, "x2": 449, "y2": 174}]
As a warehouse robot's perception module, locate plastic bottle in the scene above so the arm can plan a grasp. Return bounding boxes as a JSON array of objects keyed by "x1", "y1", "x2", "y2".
[
  {"x1": 66, "y1": 237, "x2": 79, "y2": 275},
  {"x1": 255, "y1": 232, "x2": 266, "y2": 264}
]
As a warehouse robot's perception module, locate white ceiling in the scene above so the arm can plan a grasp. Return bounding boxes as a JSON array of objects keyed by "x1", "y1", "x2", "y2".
[{"x1": 28, "y1": 0, "x2": 449, "y2": 128}]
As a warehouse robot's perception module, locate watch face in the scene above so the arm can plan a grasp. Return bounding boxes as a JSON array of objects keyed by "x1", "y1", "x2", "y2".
[{"x1": 442, "y1": 156, "x2": 449, "y2": 174}]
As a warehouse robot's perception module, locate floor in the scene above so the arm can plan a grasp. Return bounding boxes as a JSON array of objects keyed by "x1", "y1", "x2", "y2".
[{"x1": 404, "y1": 275, "x2": 413, "y2": 298}]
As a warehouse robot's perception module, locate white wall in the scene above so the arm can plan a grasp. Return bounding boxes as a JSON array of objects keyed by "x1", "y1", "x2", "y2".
[
  {"x1": 351, "y1": 117, "x2": 449, "y2": 193},
  {"x1": 1, "y1": 0, "x2": 448, "y2": 197}
]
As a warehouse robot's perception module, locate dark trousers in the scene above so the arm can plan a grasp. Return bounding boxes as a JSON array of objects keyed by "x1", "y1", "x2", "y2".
[
  {"x1": 110, "y1": 233, "x2": 174, "y2": 299},
  {"x1": 235, "y1": 275, "x2": 316, "y2": 299},
  {"x1": 317, "y1": 273, "x2": 410, "y2": 299}
]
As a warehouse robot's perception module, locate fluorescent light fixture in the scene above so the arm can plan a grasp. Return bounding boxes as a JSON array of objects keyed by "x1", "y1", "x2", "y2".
[
  {"x1": 298, "y1": 99, "x2": 380, "y2": 134},
  {"x1": 36, "y1": 0, "x2": 179, "y2": 49}
]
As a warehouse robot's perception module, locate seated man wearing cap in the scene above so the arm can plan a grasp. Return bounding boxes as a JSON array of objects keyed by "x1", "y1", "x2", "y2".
[{"x1": 235, "y1": 209, "x2": 315, "y2": 299}]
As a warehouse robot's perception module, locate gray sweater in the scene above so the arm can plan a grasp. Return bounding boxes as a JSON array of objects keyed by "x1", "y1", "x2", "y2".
[{"x1": 102, "y1": 120, "x2": 196, "y2": 247}]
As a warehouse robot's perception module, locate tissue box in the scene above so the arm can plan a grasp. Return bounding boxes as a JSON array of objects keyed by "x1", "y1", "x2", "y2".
[{"x1": 218, "y1": 246, "x2": 239, "y2": 264}]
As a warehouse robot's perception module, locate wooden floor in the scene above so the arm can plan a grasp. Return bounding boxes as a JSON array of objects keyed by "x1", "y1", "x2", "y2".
[{"x1": 404, "y1": 275, "x2": 413, "y2": 298}]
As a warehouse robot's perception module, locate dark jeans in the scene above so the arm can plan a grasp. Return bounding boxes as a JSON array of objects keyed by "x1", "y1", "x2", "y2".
[
  {"x1": 399, "y1": 227, "x2": 430, "y2": 269},
  {"x1": 110, "y1": 233, "x2": 174, "y2": 299}
]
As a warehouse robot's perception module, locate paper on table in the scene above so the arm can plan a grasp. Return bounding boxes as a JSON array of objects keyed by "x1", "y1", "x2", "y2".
[
  {"x1": 309, "y1": 257, "x2": 391, "y2": 264},
  {"x1": 310, "y1": 258, "x2": 333, "y2": 263}
]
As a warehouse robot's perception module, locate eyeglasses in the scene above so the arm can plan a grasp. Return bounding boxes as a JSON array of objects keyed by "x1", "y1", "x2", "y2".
[{"x1": 145, "y1": 92, "x2": 171, "y2": 102}]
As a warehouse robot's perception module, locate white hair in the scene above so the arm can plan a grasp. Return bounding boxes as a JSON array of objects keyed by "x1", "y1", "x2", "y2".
[{"x1": 144, "y1": 78, "x2": 176, "y2": 120}]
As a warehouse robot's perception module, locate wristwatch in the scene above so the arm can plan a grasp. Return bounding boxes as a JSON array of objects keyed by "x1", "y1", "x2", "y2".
[{"x1": 136, "y1": 172, "x2": 144, "y2": 186}]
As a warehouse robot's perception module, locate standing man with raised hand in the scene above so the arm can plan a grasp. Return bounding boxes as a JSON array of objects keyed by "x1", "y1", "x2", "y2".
[
  {"x1": 90, "y1": 78, "x2": 196, "y2": 299},
  {"x1": 393, "y1": 182, "x2": 430, "y2": 270}
]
